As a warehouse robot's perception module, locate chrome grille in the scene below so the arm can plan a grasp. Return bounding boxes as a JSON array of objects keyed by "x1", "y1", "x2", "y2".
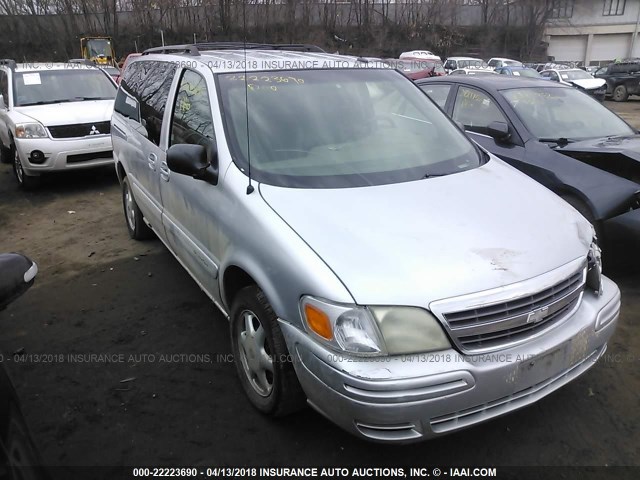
[{"x1": 443, "y1": 268, "x2": 585, "y2": 353}]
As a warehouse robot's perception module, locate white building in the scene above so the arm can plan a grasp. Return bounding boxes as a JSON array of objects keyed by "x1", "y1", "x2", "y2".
[{"x1": 545, "y1": 0, "x2": 640, "y2": 66}]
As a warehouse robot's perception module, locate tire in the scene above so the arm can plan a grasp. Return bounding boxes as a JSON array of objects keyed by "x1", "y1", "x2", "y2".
[
  {"x1": 122, "y1": 176, "x2": 154, "y2": 240},
  {"x1": 12, "y1": 147, "x2": 40, "y2": 190},
  {"x1": 0, "y1": 142, "x2": 11, "y2": 164},
  {"x1": 230, "y1": 285, "x2": 306, "y2": 417},
  {"x1": 5, "y1": 403, "x2": 45, "y2": 480},
  {"x1": 560, "y1": 193, "x2": 603, "y2": 241},
  {"x1": 612, "y1": 85, "x2": 628, "y2": 102}
]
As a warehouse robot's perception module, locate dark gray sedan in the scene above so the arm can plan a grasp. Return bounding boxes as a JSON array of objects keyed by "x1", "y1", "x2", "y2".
[{"x1": 417, "y1": 76, "x2": 640, "y2": 254}]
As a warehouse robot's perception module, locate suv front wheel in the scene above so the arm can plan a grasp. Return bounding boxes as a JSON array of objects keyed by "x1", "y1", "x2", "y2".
[
  {"x1": 13, "y1": 148, "x2": 40, "y2": 190},
  {"x1": 230, "y1": 285, "x2": 306, "y2": 417}
]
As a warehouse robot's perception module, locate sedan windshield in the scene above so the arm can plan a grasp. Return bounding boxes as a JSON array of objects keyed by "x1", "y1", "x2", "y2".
[
  {"x1": 502, "y1": 87, "x2": 634, "y2": 140},
  {"x1": 218, "y1": 69, "x2": 481, "y2": 188},
  {"x1": 14, "y1": 69, "x2": 116, "y2": 106}
]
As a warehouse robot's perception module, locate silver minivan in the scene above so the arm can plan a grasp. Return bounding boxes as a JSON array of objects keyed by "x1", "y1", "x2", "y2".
[{"x1": 111, "y1": 44, "x2": 620, "y2": 443}]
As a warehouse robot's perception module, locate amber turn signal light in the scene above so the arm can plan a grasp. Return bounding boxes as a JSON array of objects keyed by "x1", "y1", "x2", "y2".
[{"x1": 304, "y1": 304, "x2": 333, "y2": 340}]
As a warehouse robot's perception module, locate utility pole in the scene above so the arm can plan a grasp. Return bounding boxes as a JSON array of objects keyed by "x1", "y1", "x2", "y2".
[{"x1": 160, "y1": 30, "x2": 165, "y2": 47}]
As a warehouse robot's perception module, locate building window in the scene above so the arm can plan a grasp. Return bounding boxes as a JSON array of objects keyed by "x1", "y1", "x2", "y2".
[
  {"x1": 603, "y1": 0, "x2": 626, "y2": 16},
  {"x1": 550, "y1": 0, "x2": 575, "y2": 18}
]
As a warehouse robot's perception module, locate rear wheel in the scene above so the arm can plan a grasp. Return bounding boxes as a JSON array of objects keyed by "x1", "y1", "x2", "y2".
[
  {"x1": 230, "y1": 285, "x2": 306, "y2": 416},
  {"x1": 122, "y1": 176, "x2": 154, "y2": 240},
  {"x1": 612, "y1": 85, "x2": 628, "y2": 102}
]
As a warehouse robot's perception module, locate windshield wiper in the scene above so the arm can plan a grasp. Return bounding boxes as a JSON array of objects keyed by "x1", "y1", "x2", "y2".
[
  {"x1": 71, "y1": 96, "x2": 112, "y2": 101},
  {"x1": 539, "y1": 137, "x2": 574, "y2": 147},
  {"x1": 19, "y1": 99, "x2": 75, "y2": 106},
  {"x1": 423, "y1": 172, "x2": 450, "y2": 179}
]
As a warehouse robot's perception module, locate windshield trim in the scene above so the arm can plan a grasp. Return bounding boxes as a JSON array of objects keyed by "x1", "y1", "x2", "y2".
[{"x1": 214, "y1": 67, "x2": 483, "y2": 189}]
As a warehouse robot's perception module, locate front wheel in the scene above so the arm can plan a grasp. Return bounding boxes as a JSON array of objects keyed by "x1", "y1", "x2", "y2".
[
  {"x1": 612, "y1": 85, "x2": 628, "y2": 102},
  {"x1": 0, "y1": 142, "x2": 11, "y2": 164},
  {"x1": 230, "y1": 285, "x2": 306, "y2": 416},
  {"x1": 13, "y1": 148, "x2": 40, "y2": 190}
]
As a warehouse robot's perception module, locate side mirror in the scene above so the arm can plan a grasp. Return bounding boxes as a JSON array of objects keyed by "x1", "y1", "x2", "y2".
[
  {"x1": 167, "y1": 143, "x2": 218, "y2": 185},
  {"x1": 0, "y1": 94, "x2": 6, "y2": 109},
  {"x1": 487, "y1": 121, "x2": 511, "y2": 142}
]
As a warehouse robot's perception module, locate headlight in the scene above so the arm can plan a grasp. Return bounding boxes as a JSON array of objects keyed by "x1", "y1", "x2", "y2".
[
  {"x1": 15, "y1": 123, "x2": 47, "y2": 139},
  {"x1": 587, "y1": 238, "x2": 603, "y2": 296},
  {"x1": 300, "y1": 296, "x2": 451, "y2": 356},
  {"x1": 370, "y1": 306, "x2": 451, "y2": 355}
]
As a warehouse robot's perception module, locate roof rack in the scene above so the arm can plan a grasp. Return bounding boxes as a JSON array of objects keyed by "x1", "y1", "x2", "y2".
[
  {"x1": 0, "y1": 59, "x2": 16, "y2": 70},
  {"x1": 143, "y1": 42, "x2": 326, "y2": 56}
]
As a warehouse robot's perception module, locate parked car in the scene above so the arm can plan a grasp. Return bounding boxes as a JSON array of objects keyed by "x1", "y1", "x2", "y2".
[
  {"x1": 118, "y1": 53, "x2": 142, "y2": 84},
  {"x1": 540, "y1": 68, "x2": 606, "y2": 101},
  {"x1": 443, "y1": 57, "x2": 488, "y2": 73},
  {"x1": 487, "y1": 57, "x2": 523, "y2": 69},
  {"x1": 68, "y1": 58, "x2": 120, "y2": 84},
  {"x1": 384, "y1": 58, "x2": 445, "y2": 80},
  {"x1": 113, "y1": 43, "x2": 619, "y2": 443},
  {"x1": 0, "y1": 253, "x2": 50, "y2": 479},
  {"x1": 449, "y1": 68, "x2": 497, "y2": 76},
  {"x1": 417, "y1": 75, "x2": 640, "y2": 253},
  {"x1": 495, "y1": 66, "x2": 542, "y2": 78},
  {"x1": 594, "y1": 61, "x2": 640, "y2": 101},
  {"x1": 0, "y1": 60, "x2": 117, "y2": 189},
  {"x1": 399, "y1": 50, "x2": 442, "y2": 62}
]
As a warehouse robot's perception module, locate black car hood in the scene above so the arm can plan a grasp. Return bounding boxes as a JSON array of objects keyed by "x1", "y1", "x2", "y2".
[{"x1": 554, "y1": 135, "x2": 640, "y2": 184}]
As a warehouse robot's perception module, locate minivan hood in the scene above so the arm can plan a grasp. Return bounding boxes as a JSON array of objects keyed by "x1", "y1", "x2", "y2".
[
  {"x1": 14, "y1": 100, "x2": 114, "y2": 126},
  {"x1": 259, "y1": 159, "x2": 592, "y2": 307}
]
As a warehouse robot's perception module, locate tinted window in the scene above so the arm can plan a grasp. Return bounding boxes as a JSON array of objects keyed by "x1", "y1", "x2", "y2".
[
  {"x1": 452, "y1": 86, "x2": 508, "y2": 135},
  {"x1": 420, "y1": 84, "x2": 451, "y2": 108},
  {"x1": 116, "y1": 60, "x2": 177, "y2": 145},
  {"x1": 170, "y1": 69, "x2": 215, "y2": 147}
]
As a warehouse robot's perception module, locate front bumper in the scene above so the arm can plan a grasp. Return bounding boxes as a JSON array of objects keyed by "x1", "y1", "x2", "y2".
[
  {"x1": 280, "y1": 276, "x2": 620, "y2": 443},
  {"x1": 15, "y1": 135, "x2": 113, "y2": 176}
]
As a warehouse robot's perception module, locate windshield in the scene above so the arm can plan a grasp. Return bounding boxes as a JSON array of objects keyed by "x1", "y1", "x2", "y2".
[
  {"x1": 558, "y1": 70, "x2": 592, "y2": 81},
  {"x1": 512, "y1": 68, "x2": 540, "y2": 78},
  {"x1": 505, "y1": 60, "x2": 523, "y2": 67},
  {"x1": 14, "y1": 69, "x2": 116, "y2": 106},
  {"x1": 217, "y1": 69, "x2": 481, "y2": 188},
  {"x1": 502, "y1": 87, "x2": 634, "y2": 140},
  {"x1": 88, "y1": 39, "x2": 112, "y2": 58}
]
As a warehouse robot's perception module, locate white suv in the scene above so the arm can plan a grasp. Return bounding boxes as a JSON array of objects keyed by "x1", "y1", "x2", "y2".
[{"x1": 0, "y1": 60, "x2": 117, "y2": 189}]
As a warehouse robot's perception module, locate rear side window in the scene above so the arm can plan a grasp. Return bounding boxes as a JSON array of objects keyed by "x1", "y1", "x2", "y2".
[
  {"x1": 170, "y1": 69, "x2": 215, "y2": 148},
  {"x1": 419, "y1": 84, "x2": 451, "y2": 109},
  {"x1": 115, "y1": 60, "x2": 177, "y2": 145}
]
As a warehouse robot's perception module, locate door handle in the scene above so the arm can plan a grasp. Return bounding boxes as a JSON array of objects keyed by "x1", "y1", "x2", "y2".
[
  {"x1": 160, "y1": 160, "x2": 170, "y2": 182},
  {"x1": 148, "y1": 153, "x2": 157, "y2": 171}
]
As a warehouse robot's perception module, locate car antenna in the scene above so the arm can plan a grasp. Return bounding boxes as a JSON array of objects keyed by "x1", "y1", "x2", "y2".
[{"x1": 242, "y1": 2, "x2": 254, "y2": 195}]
